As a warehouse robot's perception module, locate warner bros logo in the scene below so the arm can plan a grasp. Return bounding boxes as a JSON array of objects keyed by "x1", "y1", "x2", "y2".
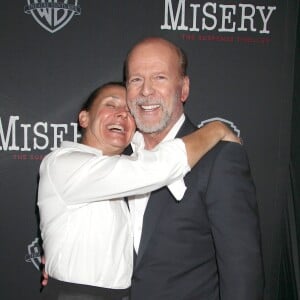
[
  {"x1": 25, "y1": 237, "x2": 42, "y2": 270},
  {"x1": 24, "y1": 0, "x2": 81, "y2": 33},
  {"x1": 198, "y1": 117, "x2": 241, "y2": 137}
]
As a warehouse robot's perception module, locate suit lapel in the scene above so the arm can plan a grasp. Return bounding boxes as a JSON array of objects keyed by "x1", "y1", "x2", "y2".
[
  {"x1": 134, "y1": 117, "x2": 197, "y2": 268},
  {"x1": 134, "y1": 187, "x2": 171, "y2": 268},
  {"x1": 175, "y1": 116, "x2": 196, "y2": 138}
]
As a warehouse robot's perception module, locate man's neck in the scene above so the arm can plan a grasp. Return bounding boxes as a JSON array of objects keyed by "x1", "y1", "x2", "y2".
[{"x1": 142, "y1": 114, "x2": 185, "y2": 150}]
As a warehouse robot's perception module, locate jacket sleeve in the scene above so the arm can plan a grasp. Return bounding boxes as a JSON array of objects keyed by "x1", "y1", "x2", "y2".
[{"x1": 205, "y1": 142, "x2": 264, "y2": 300}]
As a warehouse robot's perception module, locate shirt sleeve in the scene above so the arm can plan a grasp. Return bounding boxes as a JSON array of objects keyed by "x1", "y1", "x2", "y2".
[{"x1": 38, "y1": 139, "x2": 190, "y2": 205}]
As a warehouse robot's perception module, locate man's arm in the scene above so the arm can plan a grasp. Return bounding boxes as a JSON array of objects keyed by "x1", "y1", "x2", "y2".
[{"x1": 205, "y1": 142, "x2": 264, "y2": 300}]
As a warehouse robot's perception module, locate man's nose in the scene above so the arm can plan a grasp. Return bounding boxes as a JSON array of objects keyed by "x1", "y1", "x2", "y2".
[{"x1": 141, "y1": 79, "x2": 154, "y2": 97}]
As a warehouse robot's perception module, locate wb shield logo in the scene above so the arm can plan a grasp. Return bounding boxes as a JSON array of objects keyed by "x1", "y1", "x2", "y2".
[
  {"x1": 25, "y1": 238, "x2": 42, "y2": 270},
  {"x1": 24, "y1": 0, "x2": 81, "y2": 33},
  {"x1": 198, "y1": 117, "x2": 241, "y2": 137}
]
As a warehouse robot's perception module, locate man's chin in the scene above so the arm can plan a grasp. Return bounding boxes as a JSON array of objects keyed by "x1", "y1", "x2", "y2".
[
  {"x1": 136, "y1": 122, "x2": 167, "y2": 134},
  {"x1": 133, "y1": 112, "x2": 169, "y2": 134}
]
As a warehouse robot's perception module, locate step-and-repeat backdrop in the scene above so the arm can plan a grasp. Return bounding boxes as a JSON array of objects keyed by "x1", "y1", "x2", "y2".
[{"x1": 0, "y1": 1, "x2": 298, "y2": 299}]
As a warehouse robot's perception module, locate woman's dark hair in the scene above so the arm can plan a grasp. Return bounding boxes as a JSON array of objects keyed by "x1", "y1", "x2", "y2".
[
  {"x1": 80, "y1": 81, "x2": 125, "y2": 112},
  {"x1": 78, "y1": 81, "x2": 125, "y2": 133}
]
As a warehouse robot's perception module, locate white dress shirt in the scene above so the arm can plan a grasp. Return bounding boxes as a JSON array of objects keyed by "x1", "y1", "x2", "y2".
[
  {"x1": 38, "y1": 136, "x2": 189, "y2": 289},
  {"x1": 129, "y1": 114, "x2": 186, "y2": 252}
]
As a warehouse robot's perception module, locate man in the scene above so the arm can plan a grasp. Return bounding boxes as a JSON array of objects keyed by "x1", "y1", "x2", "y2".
[
  {"x1": 39, "y1": 82, "x2": 239, "y2": 299},
  {"x1": 125, "y1": 37, "x2": 264, "y2": 300}
]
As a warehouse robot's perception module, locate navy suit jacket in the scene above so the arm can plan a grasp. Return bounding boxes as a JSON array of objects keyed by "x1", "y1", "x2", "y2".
[{"x1": 130, "y1": 118, "x2": 264, "y2": 300}]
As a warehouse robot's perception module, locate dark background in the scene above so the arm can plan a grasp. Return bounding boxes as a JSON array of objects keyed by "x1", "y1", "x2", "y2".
[
  {"x1": 278, "y1": 2, "x2": 300, "y2": 299},
  {"x1": 0, "y1": 1, "x2": 299, "y2": 299}
]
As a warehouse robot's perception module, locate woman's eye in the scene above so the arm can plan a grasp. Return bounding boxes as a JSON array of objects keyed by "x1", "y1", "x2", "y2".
[{"x1": 106, "y1": 103, "x2": 116, "y2": 108}]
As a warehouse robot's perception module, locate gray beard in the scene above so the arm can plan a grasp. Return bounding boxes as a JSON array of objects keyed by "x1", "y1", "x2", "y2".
[
  {"x1": 129, "y1": 98, "x2": 172, "y2": 134},
  {"x1": 135, "y1": 112, "x2": 170, "y2": 134}
]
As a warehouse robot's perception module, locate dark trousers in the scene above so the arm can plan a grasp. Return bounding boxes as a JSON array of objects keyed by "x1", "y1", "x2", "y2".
[{"x1": 40, "y1": 277, "x2": 130, "y2": 300}]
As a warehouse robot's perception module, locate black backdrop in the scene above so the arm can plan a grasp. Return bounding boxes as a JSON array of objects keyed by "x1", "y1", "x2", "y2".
[{"x1": 0, "y1": 1, "x2": 299, "y2": 299}]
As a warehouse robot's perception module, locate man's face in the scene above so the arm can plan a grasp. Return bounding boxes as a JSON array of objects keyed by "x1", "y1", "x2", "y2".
[
  {"x1": 126, "y1": 40, "x2": 189, "y2": 134},
  {"x1": 79, "y1": 85, "x2": 136, "y2": 155}
]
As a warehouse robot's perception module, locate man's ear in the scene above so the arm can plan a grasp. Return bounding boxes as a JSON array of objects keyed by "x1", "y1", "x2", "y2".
[
  {"x1": 180, "y1": 76, "x2": 190, "y2": 103},
  {"x1": 78, "y1": 110, "x2": 89, "y2": 129}
]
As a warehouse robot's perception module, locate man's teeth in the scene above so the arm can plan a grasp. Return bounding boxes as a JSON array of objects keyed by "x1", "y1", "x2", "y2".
[
  {"x1": 141, "y1": 104, "x2": 160, "y2": 111},
  {"x1": 107, "y1": 124, "x2": 124, "y2": 132}
]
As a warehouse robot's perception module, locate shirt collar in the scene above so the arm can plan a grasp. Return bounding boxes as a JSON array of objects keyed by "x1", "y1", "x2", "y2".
[
  {"x1": 163, "y1": 114, "x2": 187, "y2": 201},
  {"x1": 162, "y1": 114, "x2": 185, "y2": 142},
  {"x1": 131, "y1": 114, "x2": 187, "y2": 201}
]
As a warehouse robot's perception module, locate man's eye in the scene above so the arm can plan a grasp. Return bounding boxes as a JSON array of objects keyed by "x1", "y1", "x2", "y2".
[
  {"x1": 156, "y1": 75, "x2": 166, "y2": 80},
  {"x1": 129, "y1": 77, "x2": 142, "y2": 84}
]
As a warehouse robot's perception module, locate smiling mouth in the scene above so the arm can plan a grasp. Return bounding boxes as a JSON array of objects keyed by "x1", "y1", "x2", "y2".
[
  {"x1": 107, "y1": 124, "x2": 125, "y2": 133},
  {"x1": 140, "y1": 104, "x2": 160, "y2": 111}
]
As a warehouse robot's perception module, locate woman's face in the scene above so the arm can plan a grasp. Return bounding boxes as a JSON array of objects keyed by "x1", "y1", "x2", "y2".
[{"x1": 79, "y1": 85, "x2": 136, "y2": 155}]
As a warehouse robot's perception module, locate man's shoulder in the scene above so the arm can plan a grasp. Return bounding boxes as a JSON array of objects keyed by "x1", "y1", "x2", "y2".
[
  {"x1": 200, "y1": 141, "x2": 247, "y2": 165},
  {"x1": 178, "y1": 117, "x2": 247, "y2": 163},
  {"x1": 191, "y1": 142, "x2": 251, "y2": 194}
]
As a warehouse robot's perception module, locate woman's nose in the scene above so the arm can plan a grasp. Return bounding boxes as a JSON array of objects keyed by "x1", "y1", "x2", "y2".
[{"x1": 115, "y1": 108, "x2": 129, "y2": 118}]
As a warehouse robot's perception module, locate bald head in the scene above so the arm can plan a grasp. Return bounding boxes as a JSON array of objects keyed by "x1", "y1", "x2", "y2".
[{"x1": 124, "y1": 37, "x2": 188, "y2": 81}]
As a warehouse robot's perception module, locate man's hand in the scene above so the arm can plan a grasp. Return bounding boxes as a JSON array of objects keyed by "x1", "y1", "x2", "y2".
[{"x1": 41, "y1": 256, "x2": 49, "y2": 286}]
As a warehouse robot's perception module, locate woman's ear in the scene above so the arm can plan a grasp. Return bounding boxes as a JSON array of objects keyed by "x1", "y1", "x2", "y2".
[{"x1": 78, "y1": 110, "x2": 89, "y2": 129}]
